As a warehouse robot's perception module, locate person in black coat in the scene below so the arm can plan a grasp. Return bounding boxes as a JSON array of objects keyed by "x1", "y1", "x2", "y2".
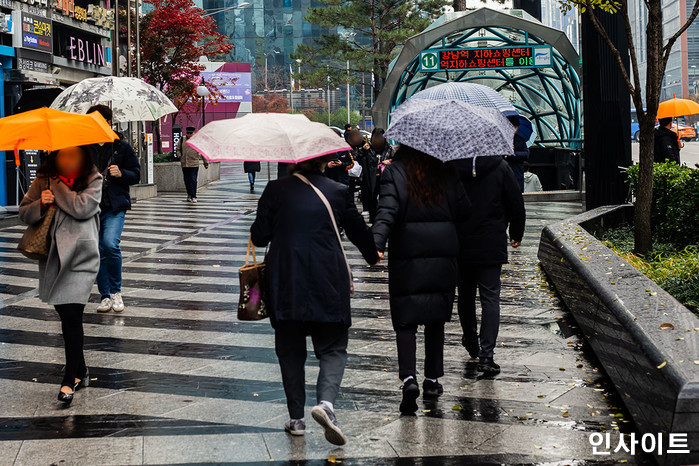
[
  {"x1": 654, "y1": 117, "x2": 681, "y2": 164},
  {"x1": 251, "y1": 154, "x2": 378, "y2": 445},
  {"x1": 373, "y1": 146, "x2": 469, "y2": 415},
  {"x1": 243, "y1": 161, "x2": 261, "y2": 192},
  {"x1": 451, "y1": 156, "x2": 525, "y2": 375},
  {"x1": 504, "y1": 116, "x2": 529, "y2": 192},
  {"x1": 357, "y1": 128, "x2": 394, "y2": 222},
  {"x1": 85, "y1": 105, "x2": 141, "y2": 314}
]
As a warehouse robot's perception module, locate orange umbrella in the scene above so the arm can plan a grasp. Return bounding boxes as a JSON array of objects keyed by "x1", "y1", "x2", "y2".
[
  {"x1": 656, "y1": 97, "x2": 699, "y2": 119},
  {"x1": 0, "y1": 107, "x2": 118, "y2": 167}
]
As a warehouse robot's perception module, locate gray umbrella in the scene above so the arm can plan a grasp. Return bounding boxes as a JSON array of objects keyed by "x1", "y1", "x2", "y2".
[{"x1": 385, "y1": 99, "x2": 515, "y2": 162}]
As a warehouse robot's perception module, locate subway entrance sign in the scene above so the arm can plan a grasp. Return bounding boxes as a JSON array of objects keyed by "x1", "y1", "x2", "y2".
[{"x1": 419, "y1": 46, "x2": 553, "y2": 72}]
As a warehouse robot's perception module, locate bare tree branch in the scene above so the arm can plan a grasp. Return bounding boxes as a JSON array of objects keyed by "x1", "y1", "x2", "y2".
[{"x1": 664, "y1": 0, "x2": 699, "y2": 53}]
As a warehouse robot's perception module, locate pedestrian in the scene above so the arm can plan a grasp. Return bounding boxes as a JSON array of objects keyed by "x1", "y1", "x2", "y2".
[
  {"x1": 86, "y1": 105, "x2": 141, "y2": 314},
  {"x1": 356, "y1": 128, "x2": 393, "y2": 222},
  {"x1": 523, "y1": 162, "x2": 543, "y2": 192},
  {"x1": 451, "y1": 155, "x2": 525, "y2": 375},
  {"x1": 251, "y1": 153, "x2": 379, "y2": 445},
  {"x1": 325, "y1": 149, "x2": 354, "y2": 186},
  {"x1": 343, "y1": 123, "x2": 353, "y2": 143},
  {"x1": 19, "y1": 146, "x2": 102, "y2": 404},
  {"x1": 372, "y1": 145, "x2": 469, "y2": 415},
  {"x1": 504, "y1": 116, "x2": 529, "y2": 192},
  {"x1": 654, "y1": 117, "x2": 681, "y2": 164},
  {"x1": 177, "y1": 126, "x2": 209, "y2": 203},
  {"x1": 244, "y1": 161, "x2": 261, "y2": 192}
]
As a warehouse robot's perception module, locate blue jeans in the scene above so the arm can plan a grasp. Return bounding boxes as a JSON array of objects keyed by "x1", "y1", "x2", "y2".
[{"x1": 97, "y1": 210, "x2": 126, "y2": 300}]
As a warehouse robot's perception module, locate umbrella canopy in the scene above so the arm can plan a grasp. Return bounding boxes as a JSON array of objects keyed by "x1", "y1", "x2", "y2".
[
  {"x1": 50, "y1": 76, "x2": 177, "y2": 123},
  {"x1": 0, "y1": 107, "x2": 118, "y2": 165},
  {"x1": 186, "y1": 113, "x2": 351, "y2": 163},
  {"x1": 385, "y1": 99, "x2": 515, "y2": 162},
  {"x1": 657, "y1": 97, "x2": 699, "y2": 119},
  {"x1": 412, "y1": 82, "x2": 517, "y2": 114},
  {"x1": 410, "y1": 82, "x2": 535, "y2": 143}
]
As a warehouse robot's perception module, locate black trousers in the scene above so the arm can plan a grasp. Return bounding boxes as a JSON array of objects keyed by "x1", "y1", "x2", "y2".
[
  {"x1": 182, "y1": 167, "x2": 199, "y2": 199},
  {"x1": 55, "y1": 303, "x2": 87, "y2": 387},
  {"x1": 458, "y1": 264, "x2": 502, "y2": 358},
  {"x1": 274, "y1": 321, "x2": 349, "y2": 420},
  {"x1": 395, "y1": 322, "x2": 445, "y2": 381}
]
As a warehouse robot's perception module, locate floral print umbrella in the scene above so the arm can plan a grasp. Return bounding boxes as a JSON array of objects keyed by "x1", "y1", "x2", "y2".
[
  {"x1": 50, "y1": 77, "x2": 177, "y2": 123},
  {"x1": 385, "y1": 99, "x2": 515, "y2": 161}
]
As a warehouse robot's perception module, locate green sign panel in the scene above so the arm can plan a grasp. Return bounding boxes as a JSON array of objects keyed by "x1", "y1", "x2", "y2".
[{"x1": 419, "y1": 46, "x2": 553, "y2": 72}]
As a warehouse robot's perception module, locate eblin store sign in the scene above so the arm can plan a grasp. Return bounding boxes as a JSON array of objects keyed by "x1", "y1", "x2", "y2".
[{"x1": 53, "y1": 23, "x2": 108, "y2": 67}]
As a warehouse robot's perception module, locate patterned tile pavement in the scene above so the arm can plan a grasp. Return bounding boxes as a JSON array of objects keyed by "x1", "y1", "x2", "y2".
[{"x1": 0, "y1": 163, "x2": 653, "y2": 465}]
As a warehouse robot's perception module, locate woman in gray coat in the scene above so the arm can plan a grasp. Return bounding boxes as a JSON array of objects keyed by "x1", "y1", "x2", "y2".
[{"x1": 19, "y1": 146, "x2": 102, "y2": 405}]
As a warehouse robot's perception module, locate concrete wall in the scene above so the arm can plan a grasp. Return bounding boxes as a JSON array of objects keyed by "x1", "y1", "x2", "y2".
[
  {"x1": 154, "y1": 162, "x2": 221, "y2": 192},
  {"x1": 538, "y1": 205, "x2": 699, "y2": 465}
]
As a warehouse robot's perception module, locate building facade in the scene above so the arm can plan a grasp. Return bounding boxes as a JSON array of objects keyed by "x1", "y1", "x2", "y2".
[
  {"x1": 0, "y1": 0, "x2": 114, "y2": 206},
  {"x1": 201, "y1": 0, "x2": 336, "y2": 92}
]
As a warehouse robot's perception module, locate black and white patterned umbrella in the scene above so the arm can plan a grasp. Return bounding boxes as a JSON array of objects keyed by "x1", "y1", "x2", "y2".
[
  {"x1": 385, "y1": 99, "x2": 515, "y2": 161},
  {"x1": 50, "y1": 77, "x2": 177, "y2": 123}
]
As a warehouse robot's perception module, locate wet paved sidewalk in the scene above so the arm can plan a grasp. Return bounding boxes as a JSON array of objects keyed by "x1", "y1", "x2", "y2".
[{"x1": 0, "y1": 165, "x2": 649, "y2": 465}]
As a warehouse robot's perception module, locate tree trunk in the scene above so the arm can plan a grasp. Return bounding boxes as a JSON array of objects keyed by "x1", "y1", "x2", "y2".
[
  {"x1": 634, "y1": 0, "x2": 664, "y2": 255},
  {"x1": 634, "y1": 116, "x2": 655, "y2": 254},
  {"x1": 154, "y1": 119, "x2": 163, "y2": 154}
]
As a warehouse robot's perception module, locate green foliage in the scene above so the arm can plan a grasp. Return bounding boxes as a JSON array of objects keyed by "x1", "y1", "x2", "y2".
[
  {"x1": 626, "y1": 162, "x2": 699, "y2": 247},
  {"x1": 306, "y1": 106, "x2": 361, "y2": 128},
  {"x1": 153, "y1": 152, "x2": 175, "y2": 163},
  {"x1": 293, "y1": 0, "x2": 449, "y2": 92},
  {"x1": 599, "y1": 226, "x2": 699, "y2": 314}
]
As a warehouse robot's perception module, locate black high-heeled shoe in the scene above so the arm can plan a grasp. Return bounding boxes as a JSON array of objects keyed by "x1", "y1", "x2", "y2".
[
  {"x1": 58, "y1": 386, "x2": 74, "y2": 404},
  {"x1": 74, "y1": 369, "x2": 90, "y2": 391}
]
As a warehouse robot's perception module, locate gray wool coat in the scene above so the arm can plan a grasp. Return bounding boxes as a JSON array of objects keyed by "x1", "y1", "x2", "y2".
[{"x1": 19, "y1": 170, "x2": 103, "y2": 305}]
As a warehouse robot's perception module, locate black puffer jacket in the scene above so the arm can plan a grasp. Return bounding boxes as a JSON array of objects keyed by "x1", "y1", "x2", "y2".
[
  {"x1": 372, "y1": 160, "x2": 469, "y2": 328},
  {"x1": 251, "y1": 170, "x2": 378, "y2": 327},
  {"x1": 452, "y1": 157, "x2": 525, "y2": 265},
  {"x1": 88, "y1": 135, "x2": 141, "y2": 213}
]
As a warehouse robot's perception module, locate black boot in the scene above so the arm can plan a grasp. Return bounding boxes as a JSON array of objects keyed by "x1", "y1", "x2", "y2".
[
  {"x1": 399, "y1": 378, "x2": 420, "y2": 415},
  {"x1": 422, "y1": 379, "x2": 443, "y2": 399},
  {"x1": 477, "y1": 357, "x2": 501, "y2": 375},
  {"x1": 462, "y1": 335, "x2": 479, "y2": 359}
]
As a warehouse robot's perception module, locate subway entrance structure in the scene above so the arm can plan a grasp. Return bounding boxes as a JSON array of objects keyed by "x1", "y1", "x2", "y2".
[{"x1": 373, "y1": 7, "x2": 582, "y2": 150}]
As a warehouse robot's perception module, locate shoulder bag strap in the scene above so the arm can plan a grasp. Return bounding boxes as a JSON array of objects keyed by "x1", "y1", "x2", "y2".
[
  {"x1": 245, "y1": 236, "x2": 257, "y2": 266},
  {"x1": 294, "y1": 173, "x2": 354, "y2": 295}
]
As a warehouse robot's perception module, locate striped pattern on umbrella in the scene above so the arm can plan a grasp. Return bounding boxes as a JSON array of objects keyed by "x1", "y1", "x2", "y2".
[{"x1": 410, "y1": 82, "x2": 517, "y2": 114}]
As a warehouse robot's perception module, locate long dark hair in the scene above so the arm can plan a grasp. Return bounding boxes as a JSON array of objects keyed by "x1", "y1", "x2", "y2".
[
  {"x1": 37, "y1": 146, "x2": 96, "y2": 192},
  {"x1": 398, "y1": 145, "x2": 445, "y2": 207}
]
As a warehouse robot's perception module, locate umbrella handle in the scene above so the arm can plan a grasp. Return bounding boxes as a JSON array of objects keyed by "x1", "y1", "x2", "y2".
[{"x1": 13, "y1": 140, "x2": 22, "y2": 167}]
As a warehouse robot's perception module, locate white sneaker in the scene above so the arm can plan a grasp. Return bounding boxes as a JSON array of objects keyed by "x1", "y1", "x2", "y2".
[
  {"x1": 186, "y1": 196, "x2": 192, "y2": 202},
  {"x1": 111, "y1": 293, "x2": 125, "y2": 312},
  {"x1": 96, "y1": 298, "x2": 112, "y2": 313},
  {"x1": 191, "y1": 198, "x2": 198, "y2": 204}
]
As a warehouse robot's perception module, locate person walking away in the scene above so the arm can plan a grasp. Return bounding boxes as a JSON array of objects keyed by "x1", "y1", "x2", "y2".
[
  {"x1": 19, "y1": 146, "x2": 102, "y2": 404},
  {"x1": 251, "y1": 154, "x2": 379, "y2": 445},
  {"x1": 451, "y1": 155, "x2": 525, "y2": 375},
  {"x1": 177, "y1": 127, "x2": 209, "y2": 202},
  {"x1": 244, "y1": 161, "x2": 261, "y2": 192},
  {"x1": 357, "y1": 128, "x2": 394, "y2": 222},
  {"x1": 86, "y1": 105, "x2": 141, "y2": 314},
  {"x1": 504, "y1": 116, "x2": 529, "y2": 192},
  {"x1": 523, "y1": 162, "x2": 543, "y2": 193},
  {"x1": 654, "y1": 117, "x2": 681, "y2": 164},
  {"x1": 373, "y1": 146, "x2": 469, "y2": 415}
]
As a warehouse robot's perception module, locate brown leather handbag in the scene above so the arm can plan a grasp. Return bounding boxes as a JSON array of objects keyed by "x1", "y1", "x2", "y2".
[
  {"x1": 237, "y1": 237, "x2": 268, "y2": 321},
  {"x1": 17, "y1": 205, "x2": 57, "y2": 261}
]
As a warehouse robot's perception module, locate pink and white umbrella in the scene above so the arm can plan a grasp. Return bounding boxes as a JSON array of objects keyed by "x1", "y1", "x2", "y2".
[{"x1": 185, "y1": 113, "x2": 351, "y2": 163}]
